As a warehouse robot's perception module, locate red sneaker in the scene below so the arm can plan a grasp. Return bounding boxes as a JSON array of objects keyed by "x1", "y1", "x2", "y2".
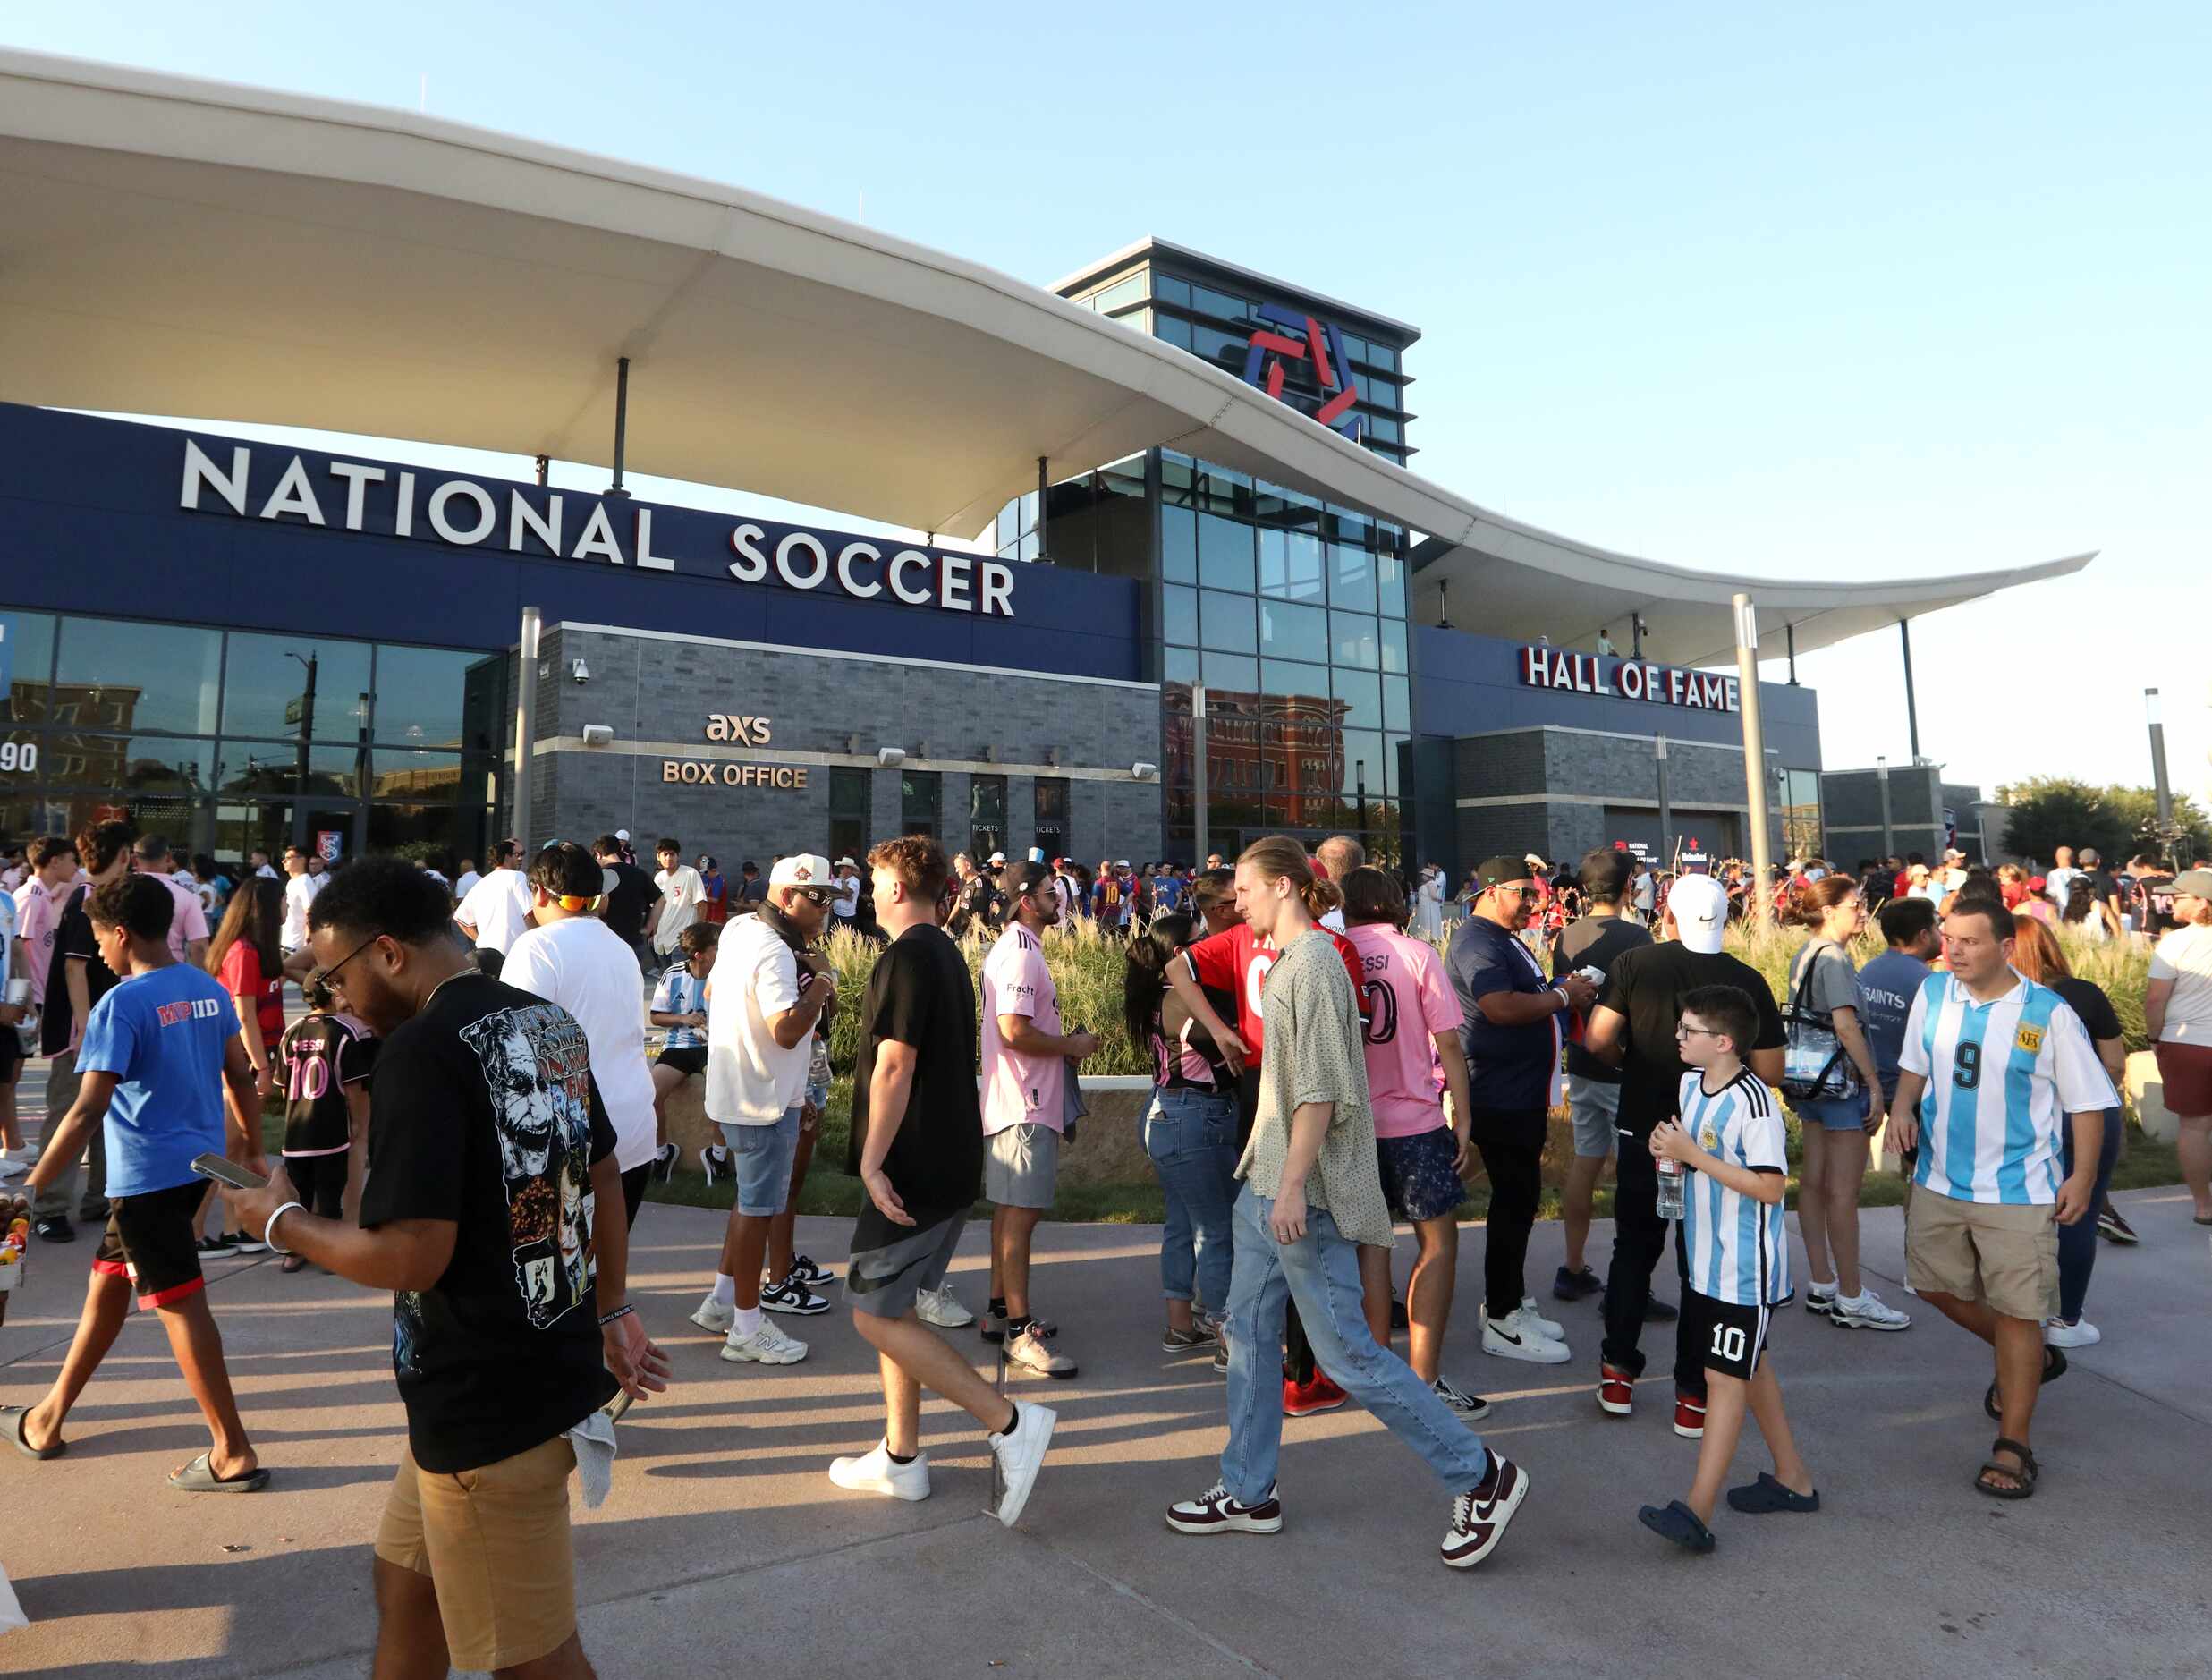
[
  {"x1": 1283, "y1": 1372, "x2": 1349, "y2": 1417},
  {"x1": 1674, "y1": 1392, "x2": 1707, "y2": 1438},
  {"x1": 1598, "y1": 1364, "x2": 1635, "y2": 1416}
]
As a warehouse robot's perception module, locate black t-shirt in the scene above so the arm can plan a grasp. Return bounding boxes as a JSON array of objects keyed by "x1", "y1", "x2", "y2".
[
  {"x1": 603, "y1": 861, "x2": 656, "y2": 940},
  {"x1": 360, "y1": 973, "x2": 618, "y2": 1473},
  {"x1": 279, "y1": 1013, "x2": 377, "y2": 1154},
  {"x1": 1555, "y1": 913, "x2": 1653, "y2": 1084},
  {"x1": 2124, "y1": 873, "x2": 2178, "y2": 938},
  {"x1": 45, "y1": 886, "x2": 120, "y2": 1056},
  {"x1": 1598, "y1": 942, "x2": 1787, "y2": 1135},
  {"x1": 949, "y1": 876, "x2": 1003, "y2": 939},
  {"x1": 2052, "y1": 976, "x2": 2123, "y2": 1048},
  {"x1": 846, "y1": 924, "x2": 984, "y2": 1241},
  {"x1": 2076, "y1": 869, "x2": 2121, "y2": 917}
]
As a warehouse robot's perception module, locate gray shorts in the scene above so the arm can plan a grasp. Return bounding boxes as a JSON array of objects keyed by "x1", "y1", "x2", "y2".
[
  {"x1": 846, "y1": 1215, "x2": 966, "y2": 1319},
  {"x1": 1568, "y1": 1079, "x2": 1623, "y2": 1158},
  {"x1": 984, "y1": 1123, "x2": 1060, "y2": 1209}
]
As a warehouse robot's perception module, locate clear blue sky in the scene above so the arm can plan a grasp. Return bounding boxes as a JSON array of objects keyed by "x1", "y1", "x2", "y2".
[{"x1": 13, "y1": 3, "x2": 2208, "y2": 808}]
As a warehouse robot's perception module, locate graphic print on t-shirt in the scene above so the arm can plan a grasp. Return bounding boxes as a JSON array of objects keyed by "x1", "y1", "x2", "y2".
[{"x1": 399, "y1": 1002, "x2": 600, "y2": 1350}]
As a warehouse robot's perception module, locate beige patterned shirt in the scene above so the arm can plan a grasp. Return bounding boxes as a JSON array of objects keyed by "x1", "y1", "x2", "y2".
[{"x1": 1236, "y1": 929, "x2": 1394, "y2": 1247}]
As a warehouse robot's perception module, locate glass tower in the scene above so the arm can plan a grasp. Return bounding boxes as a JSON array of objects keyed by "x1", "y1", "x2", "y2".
[{"x1": 997, "y1": 240, "x2": 1420, "y2": 866}]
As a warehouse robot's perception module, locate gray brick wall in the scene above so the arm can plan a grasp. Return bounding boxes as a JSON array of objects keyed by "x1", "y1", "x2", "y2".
[{"x1": 521, "y1": 625, "x2": 1163, "y2": 865}]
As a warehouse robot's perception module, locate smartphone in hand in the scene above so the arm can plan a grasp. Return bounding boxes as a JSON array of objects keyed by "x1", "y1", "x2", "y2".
[{"x1": 191, "y1": 1153, "x2": 269, "y2": 1192}]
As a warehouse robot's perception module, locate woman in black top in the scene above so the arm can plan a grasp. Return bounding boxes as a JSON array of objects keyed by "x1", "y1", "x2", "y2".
[
  {"x1": 1124, "y1": 912, "x2": 1239, "y2": 1353},
  {"x1": 2009, "y1": 917, "x2": 2127, "y2": 1345}
]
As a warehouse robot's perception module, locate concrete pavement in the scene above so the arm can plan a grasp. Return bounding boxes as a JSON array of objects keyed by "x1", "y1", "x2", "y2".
[{"x1": 1, "y1": 1191, "x2": 2208, "y2": 1678}]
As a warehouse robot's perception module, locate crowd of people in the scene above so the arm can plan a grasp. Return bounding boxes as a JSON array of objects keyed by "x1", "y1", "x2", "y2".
[{"x1": 0, "y1": 814, "x2": 2205, "y2": 1675}]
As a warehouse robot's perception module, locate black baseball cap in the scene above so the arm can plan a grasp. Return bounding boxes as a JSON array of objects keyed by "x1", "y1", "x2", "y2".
[
  {"x1": 1475, "y1": 855, "x2": 1532, "y2": 888},
  {"x1": 1005, "y1": 861, "x2": 1052, "y2": 896}
]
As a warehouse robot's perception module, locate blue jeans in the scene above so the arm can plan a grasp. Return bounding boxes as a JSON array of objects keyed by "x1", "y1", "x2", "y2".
[
  {"x1": 1143, "y1": 1087, "x2": 1238, "y2": 1312},
  {"x1": 2057, "y1": 1107, "x2": 2122, "y2": 1323},
  {"x1": 722, "y1": 1107, "x2": 801, "y2": 1216},
  {"x1": 1219, "y1": 1184, "x2": 1492, "y2": 1505}
]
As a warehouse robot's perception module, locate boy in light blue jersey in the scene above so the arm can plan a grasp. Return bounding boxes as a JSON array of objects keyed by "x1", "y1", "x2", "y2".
[{"x1": 1639, "y1": 985, "x2": 1818, "y2": 1551}]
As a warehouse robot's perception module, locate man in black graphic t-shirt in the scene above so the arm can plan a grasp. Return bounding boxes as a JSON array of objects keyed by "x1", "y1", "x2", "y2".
[{"x1": 221, "y1": 860, "x2": 669, "y2": 1676}]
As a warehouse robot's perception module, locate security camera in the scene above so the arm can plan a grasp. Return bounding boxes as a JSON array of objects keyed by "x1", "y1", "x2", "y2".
[
  {"x1": 572, "y1": 658, "x2": 590, "y2": 683},
  {"x1": 581, "y1": 724, "x2": 614, "y2": 746},
  {"x1": 877, "y1": 747, "x2": 907, "y2": 768},
  {"x1": 1131, "y1": 761, "x2": 1158, "y2": 781}
]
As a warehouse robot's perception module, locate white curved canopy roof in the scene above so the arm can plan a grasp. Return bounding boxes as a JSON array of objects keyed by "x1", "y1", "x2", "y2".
[{"x1": 0, "y1": 48, "x2": 2091, "y2": 662}]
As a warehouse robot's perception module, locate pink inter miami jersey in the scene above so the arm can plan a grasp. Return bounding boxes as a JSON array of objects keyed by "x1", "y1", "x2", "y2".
[{"x1": 1343, "y1": 922, "x2": 1461, "y2": 1138}]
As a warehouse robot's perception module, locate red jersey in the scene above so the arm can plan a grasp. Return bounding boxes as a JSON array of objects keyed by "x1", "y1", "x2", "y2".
[{"x1": 1183, "y1": 921, "x2": 1367, "y2": 1068}]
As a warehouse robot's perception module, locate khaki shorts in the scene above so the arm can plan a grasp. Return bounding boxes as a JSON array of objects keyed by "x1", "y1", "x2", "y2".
[
  {"x1": 1905, "y1": 1191, "x2": 2058, "y2": 1322},
  {"x1": 375, "y1": 1435, "x2": 579, "y2": 1671}
]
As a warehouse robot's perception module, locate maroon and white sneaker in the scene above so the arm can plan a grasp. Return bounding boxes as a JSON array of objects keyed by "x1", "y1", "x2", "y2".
[
  {"x1": 1441, "y1": 1454, "x2": 1529, "y2": 1569},
  {"x1": 1674, "y1": 1392, "x2": 1707, "y2": 1439},
  {"x1": 1165, "y1": 1481, "x2": 1284, "y2": 1536}
]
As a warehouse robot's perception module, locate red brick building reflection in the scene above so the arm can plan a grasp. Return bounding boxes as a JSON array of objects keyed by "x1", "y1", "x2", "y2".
[{"x1": 1164, "y1": 681, "x2": 1350, "y2": 828}]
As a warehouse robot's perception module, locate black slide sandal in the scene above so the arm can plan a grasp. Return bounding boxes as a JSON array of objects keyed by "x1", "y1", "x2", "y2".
[
  {"x1": 3, "y1": 1404, "x2": 64, "y2": 1461},
  {"x1": 1638, "y1": 1499, "x2": 1717, "y2": 1552}
]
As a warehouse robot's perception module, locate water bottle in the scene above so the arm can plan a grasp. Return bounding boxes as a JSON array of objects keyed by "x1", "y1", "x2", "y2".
[{"x1": 1655, "y1": 1153, "x2": 1686, "y2": 1222}]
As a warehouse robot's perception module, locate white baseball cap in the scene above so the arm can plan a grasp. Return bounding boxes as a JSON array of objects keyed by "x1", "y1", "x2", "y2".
[
  {"x1": 987, "y1": 851, "x2": 1007, "y2": 865},
  {"x1": 768, "y1": 853, "x2": 833, "y2": 890},
  {"x1": 1665, "y1": 874, "x2": 1730, "y2": 955},
  {"x1": 615, "y1": 828, "x2": 630, "y2": 841}
]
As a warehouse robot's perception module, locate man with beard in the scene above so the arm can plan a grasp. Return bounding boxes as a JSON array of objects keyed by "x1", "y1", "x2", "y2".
[{"x1": 219, "y1": 857, "x2": 666, "y2": 1678}]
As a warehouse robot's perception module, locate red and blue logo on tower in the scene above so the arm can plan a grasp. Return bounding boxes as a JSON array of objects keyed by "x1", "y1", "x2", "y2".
[{"x1": 1241, "y1": 303, "x2": 1363, "y2": 443}]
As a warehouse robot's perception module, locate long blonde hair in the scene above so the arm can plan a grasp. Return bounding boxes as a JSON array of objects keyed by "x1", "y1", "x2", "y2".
[{"x1": 1238, "y1": 836, "x2": 1343, "y2": 921}]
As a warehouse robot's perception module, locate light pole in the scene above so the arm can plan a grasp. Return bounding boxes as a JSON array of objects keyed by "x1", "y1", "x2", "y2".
[
  {"x1": 1877, "y1": 755, "x2": 1894, "y2": 860},
  {"x1": 285, "y1": 650, "x2": 318, "y2": 849},
  {"x1": 2146, "y1": 688, "x2": 2177, "y2": 868}
]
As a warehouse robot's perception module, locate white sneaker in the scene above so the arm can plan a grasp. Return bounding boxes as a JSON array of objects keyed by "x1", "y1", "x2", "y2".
[
  {"x1": 1804, "y1": 1285, "x2": 1839, "y2": 1317},
  {"x1": 829, "y1": 1440, "x2": 931, "y2": 1501},
  {"x1": 1004, "y1": 1322, "x2": 1079, "y2": 1379},
  {"x1": 720, "y1": 1319, "x2": 809, "y2": 1364},
  {"x1": 988, "y1": 1403, "x2": 1057, "y2": 1526},
  {"x1": 1516, "y1": 1297, "x2": 1566, "y2": 1341},
  {"x1": 916, "y1": 1284, "x2": 975, "y2": 1328},
  {"x1": 689, "y1": 1294, "x2": 735, "y2": 1336},
  {"x1": 1830, "y1": 1290, "x2": 1911, "y2": 1332},
  {"x1": 2045, "y1": 1316, "x2": 2101, "y2": 1348},
  {"x1": 1482, "y1": 1314, "x2": 1570, "y2": 1364}
]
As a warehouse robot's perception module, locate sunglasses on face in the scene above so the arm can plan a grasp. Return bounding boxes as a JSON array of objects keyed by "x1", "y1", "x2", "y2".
[{"x1": 792, "y1": 887, "x2": 835, "y2": 907}]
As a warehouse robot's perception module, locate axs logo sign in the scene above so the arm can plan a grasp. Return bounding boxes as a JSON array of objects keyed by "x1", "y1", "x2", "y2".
[{"x1": 704, "y1": 714, "x2": 772, "y2": 745}]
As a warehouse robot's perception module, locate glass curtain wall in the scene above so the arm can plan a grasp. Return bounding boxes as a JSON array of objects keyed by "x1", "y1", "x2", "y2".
[{"x1": 0, "y1": 608, "x2": 502, "y2": 866}]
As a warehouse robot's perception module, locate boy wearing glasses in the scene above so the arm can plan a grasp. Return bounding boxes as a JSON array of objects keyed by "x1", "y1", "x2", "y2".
[
  {"x1": 1638, "y1": 985, "x2": 1818, "y2": 1551},
  {"x1": 691, "y1": 855, "x2": 840, "y2": 1362}
]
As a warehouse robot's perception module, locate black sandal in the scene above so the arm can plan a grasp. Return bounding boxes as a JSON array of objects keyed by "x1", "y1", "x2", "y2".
[
  {"x1": 1983, "y1": 1345, "x2": 2068, "y2": 1421},
  {"x1": 1976, "y1": 1437, "x2": 2038, "y2": 1499}
]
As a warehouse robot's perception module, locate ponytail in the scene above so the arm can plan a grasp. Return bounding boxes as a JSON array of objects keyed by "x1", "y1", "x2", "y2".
[
  {"x1": 1784, "y1": 874, "x2": 1857, "y2": 929},
  {"x1": 1303, "y1": 877, "x2": 1343, "y2": 920}
]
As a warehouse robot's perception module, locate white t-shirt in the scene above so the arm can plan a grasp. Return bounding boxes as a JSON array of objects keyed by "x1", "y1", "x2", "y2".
[
  {"x1": 456, "y1": 868, "x2": 534, "y2": 955},
  {"x1": 831, "y1": 870, "x2": 862, "y2": 918},
  {"x1": 500, "y1": 917, "x2": 657, "y2": 1172},
  {"x1": 282, "y1": 873, "x2": 318, "y2": 950},
  {"x1": 705, "y1": 912, "x2": 812, "y2": 1124},
  {"x1": 454, "y1": 870, "x2": 482, "y2": 900},
  {"x1": 653, "y1": 865, "x2": 706, "y2": 953},
  {"x1": 255, "y1": 863, "x2": 280, "y2": 880},
  {"x1": 2149, "y1": 923, "x2": 2212, "y2": 1045}
]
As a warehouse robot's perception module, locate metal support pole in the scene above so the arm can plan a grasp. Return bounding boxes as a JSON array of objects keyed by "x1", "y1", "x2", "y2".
[
  {"x1": 513, "y1": 607, "x2": 542, "y2": 848},
  {"x1": 1785, "y1": 622, "x2": 1798, "y2": 685},
  {"x1": 2147, "y1": 688, "x2": 2175, "y2": 867},
  {"x1": 1631, "y1": 614, "x2": 1645, "y2": 659},
  {"x1": 1655, "y1": 734, "x2": 1673, "y2": 862},
  {"x1": 1035, "y1": 456, "x2": 1049, "y2": 562},
  {"x1": 1191, "y1": 683, "x2": 1209, "y2": 866},
  {"x1": 1899, "y1": 617, "x2": 1920, "y2": 761},
  {"x1": 606, "y1": 358, "x2": 631, "y2": 499},
  {"x1": 1733, "y1": 593, "x2": 1775, "y2": 925},
  {"x1": 534, "y1": 454, "x2": 550, "y2": 488},
  {"x1": 1356, "y1": 760, "x2": 1368, "y2": 835},
  {"x1": 1877, "y1": 756, "x2": 1894, "y2": 859}
]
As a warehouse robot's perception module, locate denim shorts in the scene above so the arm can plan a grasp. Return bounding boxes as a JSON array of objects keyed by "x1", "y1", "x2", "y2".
[
  {"x1": 1374, "y1": 1126, "x2": 1468, "y2": 1223},
  {"x1": 1794, "y1": 1093, "x2": 1870, "y2": 1133},
  {"x1": 720, "y1": 1107, "x2": 801, "y2": 1215}
]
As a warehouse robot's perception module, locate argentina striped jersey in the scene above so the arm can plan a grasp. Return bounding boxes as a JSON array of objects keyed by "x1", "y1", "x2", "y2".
[
  {"x1": 1895, "y1": 971, "x2": 2117, "y2": 1206},
  {"x1": 1678, "y1": 1070, "x2": 1791, "y2": 1307}
]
